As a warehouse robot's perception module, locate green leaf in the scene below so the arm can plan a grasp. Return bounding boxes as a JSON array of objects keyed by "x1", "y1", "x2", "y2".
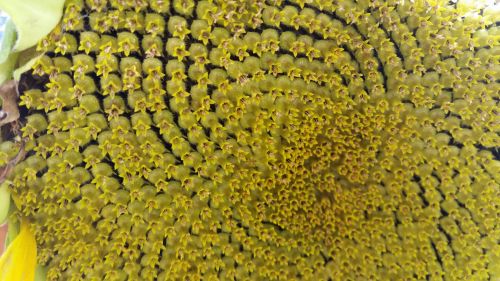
[{"x1": 0, "y1": 0, "x2": 65, "y2": 52}]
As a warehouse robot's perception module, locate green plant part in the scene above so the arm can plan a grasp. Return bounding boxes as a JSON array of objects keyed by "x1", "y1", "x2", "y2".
[
  {"x1": 117, "y1": 32, "x2": 140, "y2": 57},
  {"x1": 0, "y1": 11, "x2": 16, "y2": 66},
  {"x1": 0, "y1": 0, "x2": 65, "y2": 52},
  {"x1": 0, "y1": 181, "x2": 10, "y2": 223},
  {"x1": 71, "y1": 54, "x2": 95, "y2": 78},
  {"x1": 2, "y1": 1, "x2": 500, "y2": 281},
  {"x1": 0, "y1": 53, "x2": 19, "y2": 85}
]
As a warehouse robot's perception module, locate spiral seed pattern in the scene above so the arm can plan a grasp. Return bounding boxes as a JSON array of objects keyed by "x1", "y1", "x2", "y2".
[{"x1": 3, "y1": 0, "x2": 499, "y2": 280}]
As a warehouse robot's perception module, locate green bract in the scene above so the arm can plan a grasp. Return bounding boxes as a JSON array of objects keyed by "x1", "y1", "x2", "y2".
[
  {"x1": 0, "y1": 0, "x2": 65, "y2": 52},
  {"x1": 0, "y1": 181, "x2": 10, "y2": 224}
]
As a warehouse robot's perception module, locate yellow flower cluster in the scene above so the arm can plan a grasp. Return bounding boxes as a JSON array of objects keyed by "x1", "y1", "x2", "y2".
[{"x1": 3, "y1": 0, "x2": 499, "y2": 280}]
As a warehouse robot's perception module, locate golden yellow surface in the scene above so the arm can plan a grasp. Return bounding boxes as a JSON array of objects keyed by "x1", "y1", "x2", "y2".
[{"x1": 4, "y1": 0, "x2": 499, "y2": 280}]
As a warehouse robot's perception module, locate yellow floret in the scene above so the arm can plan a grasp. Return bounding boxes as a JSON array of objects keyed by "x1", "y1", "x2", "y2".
[{"x1": 1, "y1": 0, "x2": 499, "y2": 280}]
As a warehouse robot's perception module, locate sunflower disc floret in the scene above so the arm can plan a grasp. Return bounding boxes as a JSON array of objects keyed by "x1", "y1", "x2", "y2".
[{"x1": 4, "y1": 0, "x2": 500, "y2": 280}]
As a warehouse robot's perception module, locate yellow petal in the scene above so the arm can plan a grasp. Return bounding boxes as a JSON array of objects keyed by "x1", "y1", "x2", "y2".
[{"x1": 0, "y1": 220, "x2": 37, "y2": 281}]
